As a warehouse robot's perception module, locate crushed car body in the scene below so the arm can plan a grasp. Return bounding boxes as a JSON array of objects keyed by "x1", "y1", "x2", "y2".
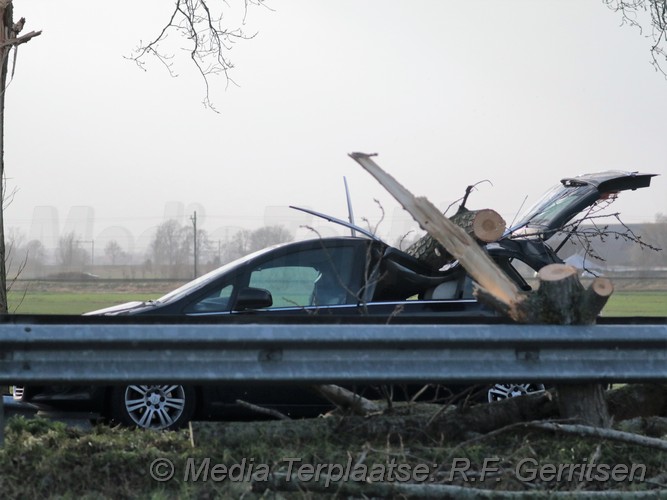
[{"x1": 13, "y1": 169, "x2": 656, "y2": 430}]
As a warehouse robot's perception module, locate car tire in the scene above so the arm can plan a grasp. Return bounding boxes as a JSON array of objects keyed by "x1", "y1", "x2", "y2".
[
  {"x1": 109, "y1": 384, "x2": 196, "y2": 430},
  {"x1": 487, "y1": 383, "x2": 546, "y2": 403}
]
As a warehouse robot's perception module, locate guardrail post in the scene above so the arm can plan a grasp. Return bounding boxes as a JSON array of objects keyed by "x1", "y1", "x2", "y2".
[{"x1": 0, "y1": 393, "x2": 4, "y2": 447}]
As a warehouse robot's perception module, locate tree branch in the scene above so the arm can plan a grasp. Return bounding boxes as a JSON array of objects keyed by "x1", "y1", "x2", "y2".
[
  {"x1": 0, "y1": 29, "x2": 41, "y2": 49},
  {"x1": 605, "y1": 0, "x2": 667, "y2": 76},
  {"x1": 235, "y1": 399, "x2": 291, "y2": 420},
  {"x1": 128, "y1": 0, "x2": 265, "y2": 110},
  {"x1": 528, "y1": 421, "x2": 667, "y2": 452}
]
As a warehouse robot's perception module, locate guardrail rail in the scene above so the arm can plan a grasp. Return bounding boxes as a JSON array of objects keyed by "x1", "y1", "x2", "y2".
[{"x1": 1, "y1": 316, "x2": 666, "y2": 444}]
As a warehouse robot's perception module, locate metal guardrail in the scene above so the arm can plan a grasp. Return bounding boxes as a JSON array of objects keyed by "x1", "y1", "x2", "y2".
[
  {"x1": 0, "y1": 322, "x2": 666, "y2": 385},
  {"x1": 0, "y1": 320, "x2": 666, "y2": 445}
]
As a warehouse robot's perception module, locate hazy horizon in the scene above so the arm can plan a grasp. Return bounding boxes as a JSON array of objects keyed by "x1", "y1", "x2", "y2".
[{"x1": 4, "y1": 1, "x2": 666, "y2": 256}]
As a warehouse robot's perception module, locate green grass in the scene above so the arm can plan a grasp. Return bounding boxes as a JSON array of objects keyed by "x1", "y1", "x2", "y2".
[
  {"x1": 8, "y1": 292, "x2": 162, "y2": 315},
  {"x1": 1, "y1": 406, "x2": 665, "y2": 498},
  {"x1": 602, "y1": 291, "x2": 667, "y2": 317}
]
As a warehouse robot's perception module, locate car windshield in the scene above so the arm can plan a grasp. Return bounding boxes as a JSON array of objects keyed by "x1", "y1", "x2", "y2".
[{"x1": 510, "y1": 183, "x2": 597, "y2": 237}]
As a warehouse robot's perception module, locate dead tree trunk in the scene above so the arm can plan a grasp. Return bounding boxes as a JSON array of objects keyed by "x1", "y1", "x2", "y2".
[
  {"x1": 477, "y1": 265, "x2": 613, "y2": 425},
  {"x1": 0, "y1": 0, "x2": 13, "y2": 315},
  {"x1": 350, "y1": 152, "x2": 613, "y2": 427},
  {"x1": 0, "y1": 2, "x2": 41, "y2": 315},
  {"x1": 405, "y1": 207, "x2": 506, "y2": 270},
  {"x1": 528, "y1": 265, "x2": 613, "y2": 426}
]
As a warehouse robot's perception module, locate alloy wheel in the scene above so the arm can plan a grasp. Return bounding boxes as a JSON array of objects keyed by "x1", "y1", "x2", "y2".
[
  {"x1": 487, "y1": 383, "x2": 545, "y2": 403},
  {"x1": 123, "y1": 385, "x2": 187, "y2": 430}
]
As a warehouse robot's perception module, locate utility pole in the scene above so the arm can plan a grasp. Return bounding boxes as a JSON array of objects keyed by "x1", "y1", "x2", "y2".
[{"x1": 191, "y1": 211, "x2": 198, "y2": 278}]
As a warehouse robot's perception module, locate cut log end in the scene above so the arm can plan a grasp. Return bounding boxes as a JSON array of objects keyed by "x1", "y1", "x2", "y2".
[
  {"x1": 472, "y1": 209, "x2": 506, "y2": 243},
  {"x1": 537, "y1": 263, "x2": 579, "y2": 282},
  {"x1": 591, "y1": 277, "x2": 614, "y2": 297}
]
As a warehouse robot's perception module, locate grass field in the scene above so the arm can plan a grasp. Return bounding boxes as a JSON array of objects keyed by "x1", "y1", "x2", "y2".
[
  {"x1": 8, "y1": 292, "x2": 163, "y2": 315},
  {"x1": 2, "y1": 402, "x2": 664, "y2": 498},
  {"x1": 603, "y1": 291, "x2": 667, "y2": 316},
  {"x1": 7, "y1": 285, "x2": 667, "y2": 316},
  {"x1": 2, "y1": 284, "x2": 665, "y2": 498}
]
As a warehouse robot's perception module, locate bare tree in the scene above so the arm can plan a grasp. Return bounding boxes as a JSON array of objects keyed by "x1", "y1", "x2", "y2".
[
  {"x1": 146, "y1": 219, "x2": 213, "y2": 278},
  {"x1": 605, "y1": 0, "x2": 667, "y2": 74},
  {"x1": 24, "y1": 239, "x2": 46, "y2": 276},
  {"x1": 104, "y1": 240, "x2": 125, "y2": 266},
  {"x1": 56, "y1": 232, "x2": 89, "y2": 271},
  {"x1": 0, "y1": 1, "x2": 41, "y2": 312},
  {"x1": 248, "y1": 225, "x2": 292, "y2": 252},
  {"x1": 220, "y1": 225, "x2": 292, "y2": 263},
  {"x1": 149, "y1": 220, "x2": 189, "y2": 277},
  {"x1": 128, "y1": 0, "x2": 269, "y2": 110},
  {"x1": 4, "y1": 233, "x2": 47, "y2": 278},
  {"x1": 194, "y1": 226, "x2": 211, "y2": 274}
]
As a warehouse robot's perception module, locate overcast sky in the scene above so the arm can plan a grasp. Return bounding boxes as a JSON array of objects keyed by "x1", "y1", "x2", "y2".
[{"x1": 4, "y1": 1, "x2": 667, "y2": 254}]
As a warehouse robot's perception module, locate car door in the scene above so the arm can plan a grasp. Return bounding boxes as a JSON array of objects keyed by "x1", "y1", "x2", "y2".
[{"x1": 183, "y1": 238, "x2": 372, "y2": 410}]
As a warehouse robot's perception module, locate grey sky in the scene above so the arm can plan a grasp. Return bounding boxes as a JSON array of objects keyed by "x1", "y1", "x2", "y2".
[{"x1": 5, "y1": 1, "x2": 666, "y2": 254}]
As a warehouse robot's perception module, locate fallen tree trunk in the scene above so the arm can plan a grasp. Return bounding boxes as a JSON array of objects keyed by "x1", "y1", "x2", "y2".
[
  {"x1": 191, "y1": 384, "x2": 667, "y2": 450},
  {"x1": 405, "y1": 207, "x2": 506, "y2": 270},
  {"x1": 355, "y1": 384, "x2": 667, "y2": 442},
  {"x1": 349, "y1": 152, "x2": 613, "y2": 427},
  {"x1": 428, "y1": 384, "x2": 667, "y2": 442}
]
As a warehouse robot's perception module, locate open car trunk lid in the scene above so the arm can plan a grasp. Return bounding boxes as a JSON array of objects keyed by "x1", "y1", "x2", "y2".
[{"x1": 507, "y1": 171, "x2": 656, "y2": 240}]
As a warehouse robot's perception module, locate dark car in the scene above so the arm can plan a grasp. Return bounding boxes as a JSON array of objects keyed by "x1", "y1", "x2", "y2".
[{"x1": 13, "y1": 170, "x2": 656, "y2": 430}]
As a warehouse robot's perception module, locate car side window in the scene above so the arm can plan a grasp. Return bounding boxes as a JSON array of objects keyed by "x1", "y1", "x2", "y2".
[
  {"x1": 249, "y1": 266, "x2": 319, "y2": 307},
  {"x1": 185, "y1": 284, "x2": 234, "y2": 313},
  {"x1": 247, "y1": 246, "x2": 359, "y2": 309}
]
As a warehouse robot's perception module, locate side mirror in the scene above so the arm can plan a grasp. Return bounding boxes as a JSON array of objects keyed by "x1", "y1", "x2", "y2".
[{"x1": 234, "y1": 287, "x2": 273, "y2": 311}]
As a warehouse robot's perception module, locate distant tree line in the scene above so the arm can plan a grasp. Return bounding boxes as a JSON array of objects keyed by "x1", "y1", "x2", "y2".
[
  {"x1": 4, "y1": 221, "x2": 294, "y2": 281},
  {"x1": 143, "y1": 220, "x2": 293, "y2": 279},
  {"x1": 3, "y1": 217, "x2": 666, "y2": 281}
]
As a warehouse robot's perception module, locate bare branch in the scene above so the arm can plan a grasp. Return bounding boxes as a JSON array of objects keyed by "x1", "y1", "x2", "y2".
[
  {"x1": 128, "y1": 0, "x2": 266, "y2": 110},
  {"x1": 455, "y1": 179, "x2": 493, "y2": 214},
  {"x1": 0, "y1": 29, "x2": 41, "y2": 49},
  {"x1": 513, "y1": 195, "x2": 661, "y2": 277},
  {"x1": 559, "y1": 213, "x2": 660, "y2": 276},
  {"x1": 235, "y1": 399, "x2": 290, "y2": 420},
  {"x1": 605, "y1": 0, "x2": 667, "y2": 76},
  {"x1": 528, "y1": 420, "x2": 667, "y2": 451}
]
